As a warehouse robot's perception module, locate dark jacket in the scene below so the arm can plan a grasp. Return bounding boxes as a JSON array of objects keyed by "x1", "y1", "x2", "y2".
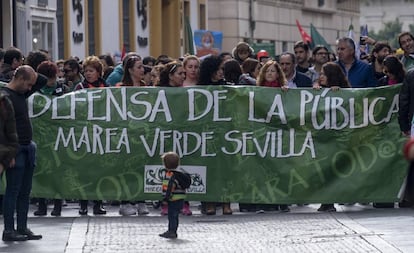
[
  {"x1": 399, "y1": 69, "x2": 414, "y2": 133},
  {"x1": 0, "y1": 63, "x2": 15, "y2": 83},
  {"x1": 0, "y1": 90, "x2": 19, "y2": 168},
  {"x1": 337, "y1": 59, "x2": 378, "y2": 88},
  {"x1": 105, "y1": 64, "x2": 123, "y2": 86},
  {"x1": 293, "y1": 71, "x2": 313, "y2": 88},
  {"x1": 1, "y1": 73, "x2": 47, "y2": 145},
  {"x1": 75, "y1": 78, "x2": 107, "y2": 90}
]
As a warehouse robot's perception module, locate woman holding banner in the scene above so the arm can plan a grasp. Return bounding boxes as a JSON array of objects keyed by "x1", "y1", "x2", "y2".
[
  {"x1": 255, "y1": 60, "x2": 290, "y2": 212},
  {"x1": 159, "y1": 61, "x2": 186, "y2": 87},
  {"x1": 76, "y1": 56, "x2": 108, "y2": 215},
  {"x1": 315, "y1": 62, "x2": 350, "y2": 212},
  {"x1": 115, "y1": 55, "x2": 150, "y2": 216},
  {"x1": 197, "y1": 55, "x2": 233, "y2": 215},
  {"x1": 158, "y1": 61, "x2": 193, "y2": 216},
  {"x1": 33, "y1": 61, "x2": 68, "y2": 216}
]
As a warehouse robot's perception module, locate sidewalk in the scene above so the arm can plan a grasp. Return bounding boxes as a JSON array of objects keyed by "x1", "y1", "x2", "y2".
[{"x1": 0, "y1": 202, "x2": 413, "y2": 253}]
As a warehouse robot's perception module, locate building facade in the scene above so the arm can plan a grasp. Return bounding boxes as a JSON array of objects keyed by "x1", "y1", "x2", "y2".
[
  {"x1": 360, "y1": 0, "x2": 414, "y2": 33},
  {"x1": 1, "y1": 0, "x2": 206, "y2": 61},
  {"x1": 208, "y1": 0, "x2": 360, "y2": 55},
  {"x1": 1, "y1": 0, "x2": 362, "y2": 61}
]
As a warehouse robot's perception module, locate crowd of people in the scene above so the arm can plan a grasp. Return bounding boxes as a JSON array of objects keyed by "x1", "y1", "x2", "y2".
[{"x1": 1, "y1": 30, "x2": 414, "y2": 241}]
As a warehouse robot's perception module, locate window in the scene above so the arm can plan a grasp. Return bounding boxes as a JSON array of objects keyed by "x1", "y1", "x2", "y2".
[
  {"x1": 122, "y1": 0, "x2": 130, "y2": 52},
  {"x1": 38, "y1": 0, "x2": 48, "y2": 8},
  {"x1": 88, "y1": 0, "x2": 95, "y2": 55},
  {"x1": 199, "y1": 4, "x2": 206, "y2": 30},
  {"x1": 282, "y1": 41, "x2": 288, "y2": 52},
  {"x1": 56, "y1": 0, "x2": 64, "y2": 59},
  {"x1": 32, "y1": 20, "x2": 53, "y2": 58},
  {"x1": 318, "y1": 0, "x2": 324, "y2": 7}
]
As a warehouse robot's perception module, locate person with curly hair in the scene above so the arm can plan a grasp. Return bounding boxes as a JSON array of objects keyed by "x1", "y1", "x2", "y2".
[
  {"x1": 197, "y1": 55, "x2": 233, "y2": 215},
  {"x1": 256, "y1": 60, "x2": 287, "y2": 88}
]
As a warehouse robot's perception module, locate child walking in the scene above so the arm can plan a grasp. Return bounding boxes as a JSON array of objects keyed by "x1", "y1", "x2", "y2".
[{"x1": 159, "y1": 151, "x2": 186, "y2": 239}]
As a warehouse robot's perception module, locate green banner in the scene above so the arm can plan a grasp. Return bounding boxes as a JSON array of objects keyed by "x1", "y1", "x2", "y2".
[{"x1": 25, "y1": 85, "x2": 407, "y2": 204}]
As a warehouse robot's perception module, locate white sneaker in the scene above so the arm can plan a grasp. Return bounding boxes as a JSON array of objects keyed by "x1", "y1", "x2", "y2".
[
  {"x1": 119, "y1": 203, "x2": 136, "y2": 216},
  {"x1": 137, "y1": 202, "x2": 149, "y2": 215}
]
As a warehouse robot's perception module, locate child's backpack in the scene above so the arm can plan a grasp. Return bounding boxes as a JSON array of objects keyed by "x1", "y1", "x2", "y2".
[{"x1": 174, "y1": 169, "x2": 192, "y2": 189}]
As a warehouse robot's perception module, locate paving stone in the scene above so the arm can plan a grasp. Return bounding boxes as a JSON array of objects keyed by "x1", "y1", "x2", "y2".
[{"x1": 72, "y1": 212, "x2": 398, "y2": 253}]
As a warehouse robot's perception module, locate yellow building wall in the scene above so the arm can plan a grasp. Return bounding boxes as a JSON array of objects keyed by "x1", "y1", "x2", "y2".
[{"x1": 149, "y1": 0, "x2": 181, "y2": 58}]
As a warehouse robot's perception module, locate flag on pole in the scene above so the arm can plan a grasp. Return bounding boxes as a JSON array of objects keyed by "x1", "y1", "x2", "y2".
[
  {"x1": 121, "y1": 45, "x2": 126, "y2": 60},
  {"x1": 361, "y1": 24, "x2": 369, "y2": 54},
  {"x1": 347, "y1": 23, "x2": 355, "y2": 41},
  {"x1": 184, "y1": 16, "x2": 195, "y2": 55},
  {"x1": 347, "y1": 21, "x2": 360, "y2": 59},
  {"x1": 310, "y1": 23, "x2": 332, "y2": 52},
  {"x1": 295, "y1": 20, "x2": 312, "y2": 45}
]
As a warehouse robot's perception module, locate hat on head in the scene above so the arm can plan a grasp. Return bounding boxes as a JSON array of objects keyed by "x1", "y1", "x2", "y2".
[{"x1": 257, "y1": 50, "x2": 269, "y2": 60}]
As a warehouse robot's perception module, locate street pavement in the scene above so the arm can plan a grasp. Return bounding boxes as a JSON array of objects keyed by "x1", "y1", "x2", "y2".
[{"x1": 0, "y1": 202, "x2": 413, "y2": 253}]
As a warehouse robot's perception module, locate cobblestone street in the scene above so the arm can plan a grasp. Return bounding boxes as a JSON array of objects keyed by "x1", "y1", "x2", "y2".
[{"x1": 2, "y1": 202, "x2": 412, "y2": 253}]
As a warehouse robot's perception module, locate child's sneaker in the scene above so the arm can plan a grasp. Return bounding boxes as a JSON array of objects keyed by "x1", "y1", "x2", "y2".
[
  {"x1": 160, "y1": 203, "x2": 168, "y2": 215},
  {"x1": 137, "y1": 202, "x2": 149, "y2": 215},
  {"x1": 181, "y1": 202, "x2": 192, "y2": 216},
  {"x1": 119, "y1": 203, "x2": 136, "y2": 216},
  {"x1": 159, "y1": 231, "x2": 177, "y2": 239}
]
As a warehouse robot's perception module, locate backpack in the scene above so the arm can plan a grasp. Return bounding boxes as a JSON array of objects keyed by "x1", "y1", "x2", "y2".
[{"x1": 174, "y1": 170, "x2": 192, "y2": 189}]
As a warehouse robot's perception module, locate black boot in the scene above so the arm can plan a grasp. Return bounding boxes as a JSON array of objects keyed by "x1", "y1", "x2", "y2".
[
  {"x1": 51, "y1": 199, "x2": 62, "y2": 216},
  {"x1": 0, "y1": 195, "x2": 3, "y2": 215},
  {"x1": 93, "y1": 201, "x2": 106, "y2": 215},
  {"x1": 79, "y1": 200, "x2": 88, "y2": 215},
  {"x1": 17, "y1": 228, "x2": 42, "y2": 240},
  {"x1": 2, "y1": 230, "x2": 27, "y2": 241},
  {"x1": 34, "y1": 198, "x2": 47, "y2": 216}
]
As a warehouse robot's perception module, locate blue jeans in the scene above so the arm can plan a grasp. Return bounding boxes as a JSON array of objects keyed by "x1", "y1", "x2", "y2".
[
  {"x1": 168, "y1": 199, "x2": 184, "y2": 233},
  {"x1": 3, "y1": 142, "x2": 36, "y2": 231}
]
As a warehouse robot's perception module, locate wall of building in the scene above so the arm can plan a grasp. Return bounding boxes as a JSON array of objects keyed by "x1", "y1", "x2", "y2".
[
  {"x1": 360, "y1": 0, "x2": 414, "y2": 33},
  {"x1": 99, "y1": 0, "x2": 121, "y2": 56},
  {"x1": 0, "y1": 0, "x2": 367, "y2": 61},
  {"x1": 1, "y1": 0, "x2": 205, "y2": 61},
  {"x1": 208, "y1": 0, "x2": 360, "y2": 56},
  {"x1": 1, "y1": 1, "x2": 13, "y2": 48}
]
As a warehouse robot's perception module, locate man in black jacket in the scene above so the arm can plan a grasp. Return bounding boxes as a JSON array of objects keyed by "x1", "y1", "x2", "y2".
[
  {"x1": 398, "y1": 69, "x2": 414, "y2": 208},
  {"x1": 1, "y1": 65, "x2": 46, "y2": 241},
  {"x1": 0, "y1": 90, "x2": 18, "y2": 176},
  {"x1": 399, "y1": 69, "x2": 414, "y2": 136},
  {"x1": 279, "y1": 52, "x2": 312, "y2": 88}
]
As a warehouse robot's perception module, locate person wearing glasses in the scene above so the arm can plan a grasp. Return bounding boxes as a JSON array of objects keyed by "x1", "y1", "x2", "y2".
[
  {"x1": 309, "y1": 45, "x2": 331, "y2": 84},
  {"x1": 62, "y1": 58, "x2": 84, "y2": 91}
]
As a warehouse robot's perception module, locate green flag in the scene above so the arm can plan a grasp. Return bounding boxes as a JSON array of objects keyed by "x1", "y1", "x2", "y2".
[
  {"x1": 310, "y1": 23, "x2": 332, "y2": 52},
  {"x1": 184, "y1": 16, "x2": 195, "y2": 55}
]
